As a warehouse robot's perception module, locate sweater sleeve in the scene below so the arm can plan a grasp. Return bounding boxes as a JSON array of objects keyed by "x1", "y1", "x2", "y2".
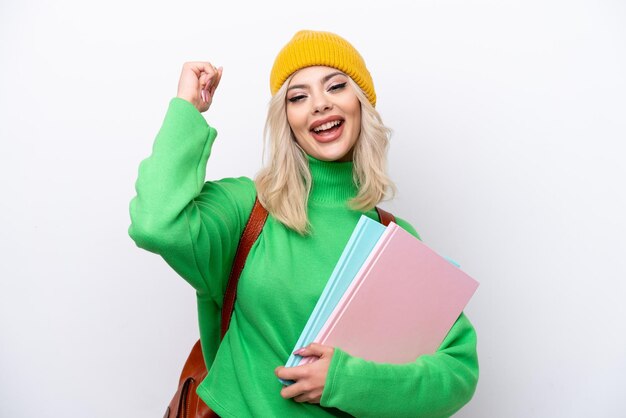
[
  {"x1": 319, "y1": 217, "x2": 479, "y2": 418},
  {"x1": 128, "y1": 97, "x2": 256, "y2": 303}
]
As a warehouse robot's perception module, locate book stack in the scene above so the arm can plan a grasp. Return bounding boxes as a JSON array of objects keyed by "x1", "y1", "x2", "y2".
[{"x1": 280, "y1": 215, "x2": 479, "y2": 385}]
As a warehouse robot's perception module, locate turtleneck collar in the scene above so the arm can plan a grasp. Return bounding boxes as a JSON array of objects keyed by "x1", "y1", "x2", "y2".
[{"x1": 306, "y1": 154, "x2": 358, "y2": 204}]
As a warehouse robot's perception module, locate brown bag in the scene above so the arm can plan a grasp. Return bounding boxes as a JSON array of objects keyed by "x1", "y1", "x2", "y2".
[{"x1": 164, "y1": 200, "x2": 395, "y2": 418}]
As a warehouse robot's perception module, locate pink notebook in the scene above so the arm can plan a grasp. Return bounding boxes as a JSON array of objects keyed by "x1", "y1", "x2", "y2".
[{"x1": 299, "y1": 222, "x2": 479, "y2": 365}]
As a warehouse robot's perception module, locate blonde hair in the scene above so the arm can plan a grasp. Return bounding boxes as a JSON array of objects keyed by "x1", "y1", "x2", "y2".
[{"x1": 254, "y1": 74, "x2": 396, "y2": 235}]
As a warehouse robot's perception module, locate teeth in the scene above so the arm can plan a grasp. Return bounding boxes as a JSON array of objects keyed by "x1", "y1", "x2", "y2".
[{"x1": 313, "y1": 120, "x2": 342, "y2": 132}]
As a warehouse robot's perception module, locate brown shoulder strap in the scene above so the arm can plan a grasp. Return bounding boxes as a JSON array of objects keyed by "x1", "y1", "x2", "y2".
[
  {"x1": 221, "y1": 197, "x2": 268, "y2": 338},
  {"x1": 172, "y1": 198, "x2": 268, "y2": 415},
  {"x1": 375, "y1": 206, "x2": 395, "y2": 226}
]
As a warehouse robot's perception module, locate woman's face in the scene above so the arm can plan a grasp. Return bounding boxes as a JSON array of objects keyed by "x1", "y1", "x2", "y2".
[{"x1": 286, "y1": 66, "x2": 361, "y2": 162}]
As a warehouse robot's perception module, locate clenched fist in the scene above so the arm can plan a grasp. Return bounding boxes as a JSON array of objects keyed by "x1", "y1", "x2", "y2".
[{"x1": 176, "y1": 62, "x2": 223, "y2": 113}]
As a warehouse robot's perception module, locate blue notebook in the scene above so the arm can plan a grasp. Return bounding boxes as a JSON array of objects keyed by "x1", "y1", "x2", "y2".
[
  {"x1": 280, "y1": 215, "x2": 386, "y2": 384},
  {"x1": 279, "y1": 215, "x2": 461, "y2": 385}
]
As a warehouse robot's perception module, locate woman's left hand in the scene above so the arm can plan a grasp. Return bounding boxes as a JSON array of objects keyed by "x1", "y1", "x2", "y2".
[{"x1": 274, "y1": 343, "x2": 335, "y2": 404}]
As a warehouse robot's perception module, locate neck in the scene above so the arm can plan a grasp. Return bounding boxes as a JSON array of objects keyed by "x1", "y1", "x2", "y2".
[{"x1": 306, "y1": 154, "x2": 358, "y2": 204}]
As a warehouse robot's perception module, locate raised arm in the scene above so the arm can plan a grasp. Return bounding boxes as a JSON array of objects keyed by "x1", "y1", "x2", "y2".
[{"x1": 128, "y1": 63, "x2": 256, "y2": 303}]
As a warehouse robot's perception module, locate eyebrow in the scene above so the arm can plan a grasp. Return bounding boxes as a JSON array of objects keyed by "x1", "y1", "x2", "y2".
[{"x1": 287, "y1": 71, "x2": 347, "y2": 91}]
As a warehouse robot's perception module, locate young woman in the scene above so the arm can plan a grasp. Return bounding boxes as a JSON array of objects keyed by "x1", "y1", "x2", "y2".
[{"x1": 129, "y1": 30, "x2": 478, "y2": 417}]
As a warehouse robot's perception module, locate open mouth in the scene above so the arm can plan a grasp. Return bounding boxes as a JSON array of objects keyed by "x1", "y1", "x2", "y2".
[
  {"x1": 310, "y1": 119, "x2": 345, "y2": 143},
  {"x1": 310, "y1": 119, "x2": 344, "y2": 135}
]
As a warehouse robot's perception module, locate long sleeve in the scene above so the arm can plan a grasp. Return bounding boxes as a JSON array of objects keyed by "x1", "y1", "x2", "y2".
[
  {"x1": 320, "y1": 313, "x2": 478, "y2": 418},
  {"x1": 319, "y1": 218, "x2": 479, "y2": 417},
  {"x1": 128, "y1": 97, "x2": 256, "y2": 303}
]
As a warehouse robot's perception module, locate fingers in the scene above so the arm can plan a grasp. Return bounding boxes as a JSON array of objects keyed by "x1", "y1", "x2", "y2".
[
  {"x1": 274, "y1": 344, "x2": 333, "y2": 382},
  {"x1": 182, "y1": 61, "x2": 217, "y2": 78},
  {"x1": 275, "y1": 350, "x2": 330, "y2": 405},
  {"x1": 177, "y1": 61, "x2": 222, "y2": 111},
  {"x1": 277, "y1": 370, "x2": 323, "y2": 403},
  {"x1": 273, "y1": 360, "x2": 323, "y2": 390},
  {"x1": 294, "y1": 343, "x2": 333, "y2": 358},
  {"x1": 278, "y1": 375, "x2": 316, "y2": 401},
  {"x1": 195, "y1": 64, "x2": 222, "y2": 104},
  {"x1": 204, "y1": 65, "x2": 223, "y2": 101},
  {"x1": 181, "y1": 62, "x2": 220, "y2": 88},
  {"x1": 294, "y1": 391, "x2": 322, "y2": 404},
  {"x1": 275, "y1": 365, "x2": 307, "y2": 382},
  {"x1": 210, "y1": 66, "x2": 223, "y2": 95}
]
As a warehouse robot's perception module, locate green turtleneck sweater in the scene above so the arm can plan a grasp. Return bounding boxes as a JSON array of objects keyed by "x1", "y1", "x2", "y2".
[{"x1": 129, "y1": 98, "x2": 478, "y2": 418}]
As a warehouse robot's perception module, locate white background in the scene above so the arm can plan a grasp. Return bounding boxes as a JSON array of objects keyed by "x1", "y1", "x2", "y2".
[{"x1": 1, "y1": 1, "x2": 625, "y2": 417}]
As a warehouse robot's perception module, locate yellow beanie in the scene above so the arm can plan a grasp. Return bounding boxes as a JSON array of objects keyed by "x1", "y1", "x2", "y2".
[{"x1": 270, "y1": 30, "x2": 376, "y2": 107}]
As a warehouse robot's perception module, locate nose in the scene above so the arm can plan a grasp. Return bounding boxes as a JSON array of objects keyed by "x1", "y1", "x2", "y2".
[{"x1": 311, "y1": 94, "x2": 332, "y2": 114}]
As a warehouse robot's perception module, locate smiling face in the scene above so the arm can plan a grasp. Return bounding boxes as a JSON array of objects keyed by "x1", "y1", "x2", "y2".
[{"x1": 285, "y1": 66, "x2": 362, "y2": 162}]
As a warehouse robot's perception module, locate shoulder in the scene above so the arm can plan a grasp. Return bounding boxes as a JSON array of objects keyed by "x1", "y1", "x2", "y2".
[
  {"x1": 197, "y1": 176, "x2": 257, "y2": 210},
  {"x1": 383, "y1": 211, "x2": 422, "y2": 241},
  {"x1": 188, "y1": 177, "x2": 259, "y2": 246},
  {"x1": 200, "y1": 175, "x2": 256, "y2": 196},
  {"x1": 394, "y1": 216, "x2": 422, "y2": 241},
  {"x1": 371, "y1": 206, "x2": 422, "y2": 241}
]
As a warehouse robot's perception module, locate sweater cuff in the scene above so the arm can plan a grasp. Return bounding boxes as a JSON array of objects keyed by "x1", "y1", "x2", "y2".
[
  {"x1": 320, "y1": 347, "x2": 348, "y2": 408},
  {"x1": 167, "y1": 97, "x2": 212, "y2": 132}
]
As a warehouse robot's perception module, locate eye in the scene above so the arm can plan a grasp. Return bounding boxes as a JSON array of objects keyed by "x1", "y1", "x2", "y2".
[
  {"x1": 329, "y1": 82, "x2": 347, "y2": 91},
  {"x1": 288, "y1": 94, "x2": 306, "y2": 103}
]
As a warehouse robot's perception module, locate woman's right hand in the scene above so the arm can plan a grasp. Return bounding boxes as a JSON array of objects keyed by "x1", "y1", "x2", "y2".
[{"x1": 176, "y1": 62, "x2": 223, "y2": 113}]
